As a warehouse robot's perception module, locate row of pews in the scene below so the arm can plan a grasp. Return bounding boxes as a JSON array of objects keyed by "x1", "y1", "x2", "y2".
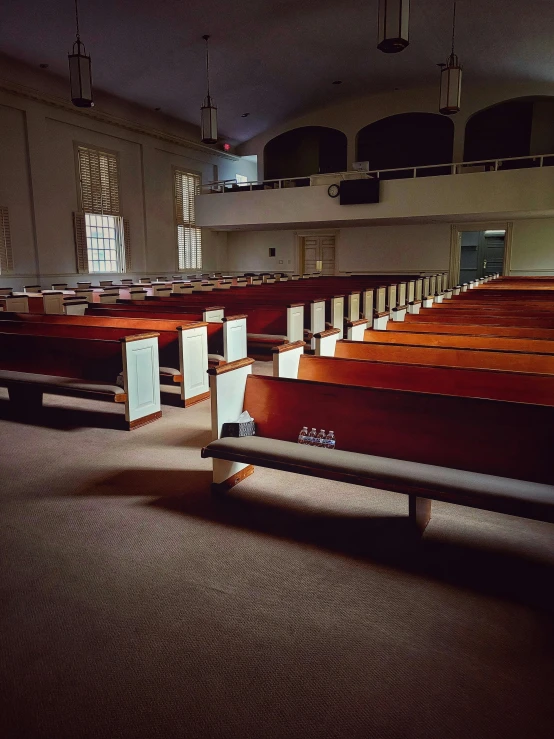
[
  {"x1": 203, "y1": 275, "x2": 554, "y2": 537},
  {"x1": 0, "y1": 270, "x2": 454, "y2": 429}
]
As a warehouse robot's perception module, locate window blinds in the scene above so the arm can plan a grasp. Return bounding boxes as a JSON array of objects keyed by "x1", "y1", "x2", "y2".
[
  {"x1": 175, "y1": 170, "x2": 202, "y2": 270},
  {"x1": 77, "y1": 146, "x2": 120, "y2": 215},
  {"x1": 73, "y1": 211, "x2": 89, "y2": 273},
  {"x1": 0, "y1": 206, "x2": 14, "y2": 274}
]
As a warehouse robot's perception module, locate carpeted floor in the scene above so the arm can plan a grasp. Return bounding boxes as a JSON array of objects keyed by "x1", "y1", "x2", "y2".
[{"x1": 0, "y1": 361, "x2": 553, "y2": 739}]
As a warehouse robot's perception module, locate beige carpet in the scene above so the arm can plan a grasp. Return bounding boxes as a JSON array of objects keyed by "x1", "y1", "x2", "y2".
[{"x1": 0, "y1": 361, "x2": 553, "y2": 739}]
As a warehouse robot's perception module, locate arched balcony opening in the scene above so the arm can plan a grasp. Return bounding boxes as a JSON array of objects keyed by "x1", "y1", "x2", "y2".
[
  {"x1": 356, "y1": 113, "x2": 455, "y2": 179},
  {"x1": 264, "y1": 126, "x2": 347, "y2": 182},
  {"x1": 464, "y1": 97, "x2": 554, "y2": 170}
]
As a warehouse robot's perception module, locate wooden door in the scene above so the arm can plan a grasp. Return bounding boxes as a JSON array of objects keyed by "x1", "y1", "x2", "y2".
[
  {"x1": 302, "y1": 236, "x2": 336, "y2": 275},
  {"x1": 320, "y1": 237, "x2": 336, "y2": 275},
  {"x1": 303, "y1": 238, "x2": 319, "y2": 274}
]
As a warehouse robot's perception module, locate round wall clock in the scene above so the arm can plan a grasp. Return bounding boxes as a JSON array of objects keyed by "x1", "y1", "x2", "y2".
[{"x1": 327, "y1": 184, "x2": 340, "y2": 198}]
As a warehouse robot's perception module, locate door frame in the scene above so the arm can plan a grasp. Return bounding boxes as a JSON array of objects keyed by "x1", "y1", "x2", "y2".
[
  {"x1": 449, "y1": 221, "x2": 513, "y2": 286},
  {"x1": 295, "y1": 229, "x2": 340, "y2": 275}
]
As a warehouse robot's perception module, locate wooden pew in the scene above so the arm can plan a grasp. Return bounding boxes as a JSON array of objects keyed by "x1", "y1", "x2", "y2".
[
  {"x1": 0, "y1": 295, "x2": 29, "y2": 312},
  {"x1": 292, "y1": 352, "x2": 554, "y2": 406},
  {"x1": 84, "y1": 307, "x2": 246, "y2": 363},
  {"x1": 405, "y1": 313, "x2": 554, "y2": 328},
  {"x1": 202, "y1": 362, "x2": 554, "y2": 534},
  {"x1": 0, "y1": 316, "x2": 212, "y2": 407},
  {"x1": 331, "y1": 339, "x2": 554, "y2": 374},
  {"x1": 0, "y1": 331, "x2": 161, "y2": 429},
  {"x1": 101, "y1": 300, "x2": 305, "y2": 350},
  {"x1": 386, "y1": 322, "x2": 554, "y2": 340},
  {"x1": 362, "y1": 328, "x2": 554, "y2": 355},
  {"x1": 88, "y1": 302, "x2": 225, "y2": 322}
]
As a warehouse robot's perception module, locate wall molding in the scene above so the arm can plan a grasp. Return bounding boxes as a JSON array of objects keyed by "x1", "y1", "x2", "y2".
[
  {"x1": 510, "y1": 269, "x2": 554, "y2": 274},
  {"x1": 0, "y1": 77, "x2": 239, "y2": 161}
]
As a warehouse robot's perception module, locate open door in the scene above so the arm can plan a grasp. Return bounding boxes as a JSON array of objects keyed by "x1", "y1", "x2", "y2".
[{"x1": 459, "y1": 229, "x2": 506, "y2": 282}]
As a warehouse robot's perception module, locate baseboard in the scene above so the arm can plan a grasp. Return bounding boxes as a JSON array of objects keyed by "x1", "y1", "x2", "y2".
[
  {"x1": 184, "y1": 391, "x2": 210, "y2": 407},
  {"x1": 127, "y1": 410, "x2": 163, "y2": 430},
  {"x1": 211, "y1": 465, "x2": 255, "y2": 495}
]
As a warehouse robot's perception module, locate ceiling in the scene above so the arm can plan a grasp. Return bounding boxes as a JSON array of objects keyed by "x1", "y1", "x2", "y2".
[{"x1": 1, "y1": 0, "x2": 553, "y2": 143}]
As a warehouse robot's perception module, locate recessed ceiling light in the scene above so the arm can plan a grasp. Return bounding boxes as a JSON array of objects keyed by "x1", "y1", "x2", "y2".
[
  {"x1": 332, "y1": 80, "x2": 342, "y2": 85},
  {"x1": 241, "y1": 112, "x2": 250, "y2": 117},
  {"x1": 39, "y1": 63, "x2": 49, "y2": 69}
]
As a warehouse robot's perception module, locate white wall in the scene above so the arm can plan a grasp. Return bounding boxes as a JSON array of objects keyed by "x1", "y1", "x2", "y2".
[
  {"x1": 227, "y1": 219, "x2": 554, "y2": 278},
  {"x1": 227, "y1": 223, "x2": 452, "y2": 274},
  {"x1": 510, "y1": 219, "x2": 554, "y2": 275},
  {"x1": 339, "y1": 224, "x2": 452, "y2": 273},
  {"x1": 227, "y1": 231, "x2": 296, "y2": 272},
  {"x1": 0, "y1": 56, "x2": 256, "y2": 289},
  {"x1": 238, "y1": 81, "x2": 554, "y2": 180}
]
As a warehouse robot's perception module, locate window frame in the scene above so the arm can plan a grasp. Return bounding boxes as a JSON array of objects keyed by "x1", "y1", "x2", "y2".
[
  {"x1": 84, "y1": 213, "x2": 126, "y2": 274},
  {"x1": 73, "y1": 142, "x2": 128, "y2": 273},
  {"x1": 173, "y1": 166, "x2": 203, "y2": 272}
]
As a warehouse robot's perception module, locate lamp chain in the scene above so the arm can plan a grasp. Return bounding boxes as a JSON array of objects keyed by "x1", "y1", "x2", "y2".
[
  {"x1": 205, "y1": 36, "x2": 211, "y2": 98},
  {"x1": 75, "y1": 0, "x2": 80, "y2": 40},
  {"x1": 451, "y1": 1, "x2": 457, "y2": 56}
]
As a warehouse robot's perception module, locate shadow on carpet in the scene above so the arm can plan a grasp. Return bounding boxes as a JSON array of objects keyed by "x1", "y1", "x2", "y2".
[
  {"x1": 79, "y1": 467, "x2": 554, "y2": 614},
  {"x1": 0, "y1": 398, "x2": 126, "y2": 431}
]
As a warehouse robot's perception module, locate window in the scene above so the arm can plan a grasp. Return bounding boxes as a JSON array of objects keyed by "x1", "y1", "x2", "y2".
[
  {"x1": 236, "y1": 173, "x2": 248, "y2": 185},
  {"x1": 74, "y1": 145, "x2": 130, "y2": 273},
  {"x1": 0, "y1": 206, "x2": 13, "y2": 275},
  {"x1": 175, "y1": 170, "x2": 202, "y2": 270},
  {"x1": 84, "y1": 213, "x2": 124, "y2": 273}
]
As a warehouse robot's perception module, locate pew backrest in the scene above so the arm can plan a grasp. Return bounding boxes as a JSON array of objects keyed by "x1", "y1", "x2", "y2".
[
  {"x1": 295, "y1": 353, "x2": 554, "y2": 407},
  {"x1": 240, "y1": 375, "x2": 554, "y2": 484},
  {"x1": 334, "y1": 339, "x2": 554, "y2": 374}
]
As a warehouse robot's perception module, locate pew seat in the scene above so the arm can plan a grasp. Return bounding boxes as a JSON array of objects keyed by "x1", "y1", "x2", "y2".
[
  {"x1": 202, "y1": 436, "x2": 554, "y2": 526},
  {"x1": 0, "y1": 369, "x2": 125, "y2": 402},
  {"x1": 247, "y1": 332, "x2": 288, "y2": 345}
]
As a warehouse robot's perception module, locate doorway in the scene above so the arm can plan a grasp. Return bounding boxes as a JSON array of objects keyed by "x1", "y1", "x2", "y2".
[
  {"x1": 459, "y1": 229, "x2": 506, "y2": 282},
  {"x1": 301, "y1": 235, "x2": 336, "y2": 275}
]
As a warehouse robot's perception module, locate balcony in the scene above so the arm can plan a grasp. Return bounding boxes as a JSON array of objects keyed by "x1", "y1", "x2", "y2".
[{"x1": 196, "y1": 155, "x2": 554, "y2": 231}]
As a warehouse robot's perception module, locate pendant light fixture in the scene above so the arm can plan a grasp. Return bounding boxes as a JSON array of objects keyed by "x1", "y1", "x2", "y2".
[
  {"x1": 377, "y1": 0, "x2": 410, "y2": 53},
  {"x1": 68, "y1": 0, "x2": 93, "y2": 107},
  {"x1": 439, "y1": 1, "x2": 462, "y2": 115},
  {"x1": 201, "y1": 35, "x2": 218, "y2": 144}
]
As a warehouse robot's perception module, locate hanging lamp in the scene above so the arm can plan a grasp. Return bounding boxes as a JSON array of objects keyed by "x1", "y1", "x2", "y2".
[
  {"x1": 439, "y1": 1, "x2": 462, "y2": 115},
  {"x1": 377, "y1": 0, "x2": 410, "y2": 53},
  {"x1": 68, "y1": 0, "x2": 93, "y2": 107},
  {"x1": 201, "y1": 35, "x2": 218, "y2": 144}
]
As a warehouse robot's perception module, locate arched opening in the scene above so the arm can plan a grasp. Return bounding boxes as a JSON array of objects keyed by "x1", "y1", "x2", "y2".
[
  {"x1": 263, "y1": 126, "x2": 347, "y2": 181},
  {"x1": 464, "y1": 97, "x2": 554, "y2": 168},
  {"x1": 356, "y1": 113, "x2": 454, "y2": 179}
]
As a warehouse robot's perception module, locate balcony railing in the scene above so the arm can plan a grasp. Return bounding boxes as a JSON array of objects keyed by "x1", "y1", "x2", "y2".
[{"x1": 201, "y1": 153, "x2": 554, "y2": 194}]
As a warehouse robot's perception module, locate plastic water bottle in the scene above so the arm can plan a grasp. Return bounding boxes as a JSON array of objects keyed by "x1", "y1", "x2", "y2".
[
  {"x1": 308, "y1": 428, "x2": 317, "y2": 446},
  {"x1": 325, "y1": 431, "x2": 336, "y2": 450},
  {"x1": 316, "y1": 430, "x2": 326, "y2": 447},
  {"x1": 298, "y1": 426, "x2": 308, "y2": 444}
]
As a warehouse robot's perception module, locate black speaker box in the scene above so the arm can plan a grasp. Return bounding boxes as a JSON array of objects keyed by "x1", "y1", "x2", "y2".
[{"x1": 339, "y1": 178, "x2": 380, "y2": 205}]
